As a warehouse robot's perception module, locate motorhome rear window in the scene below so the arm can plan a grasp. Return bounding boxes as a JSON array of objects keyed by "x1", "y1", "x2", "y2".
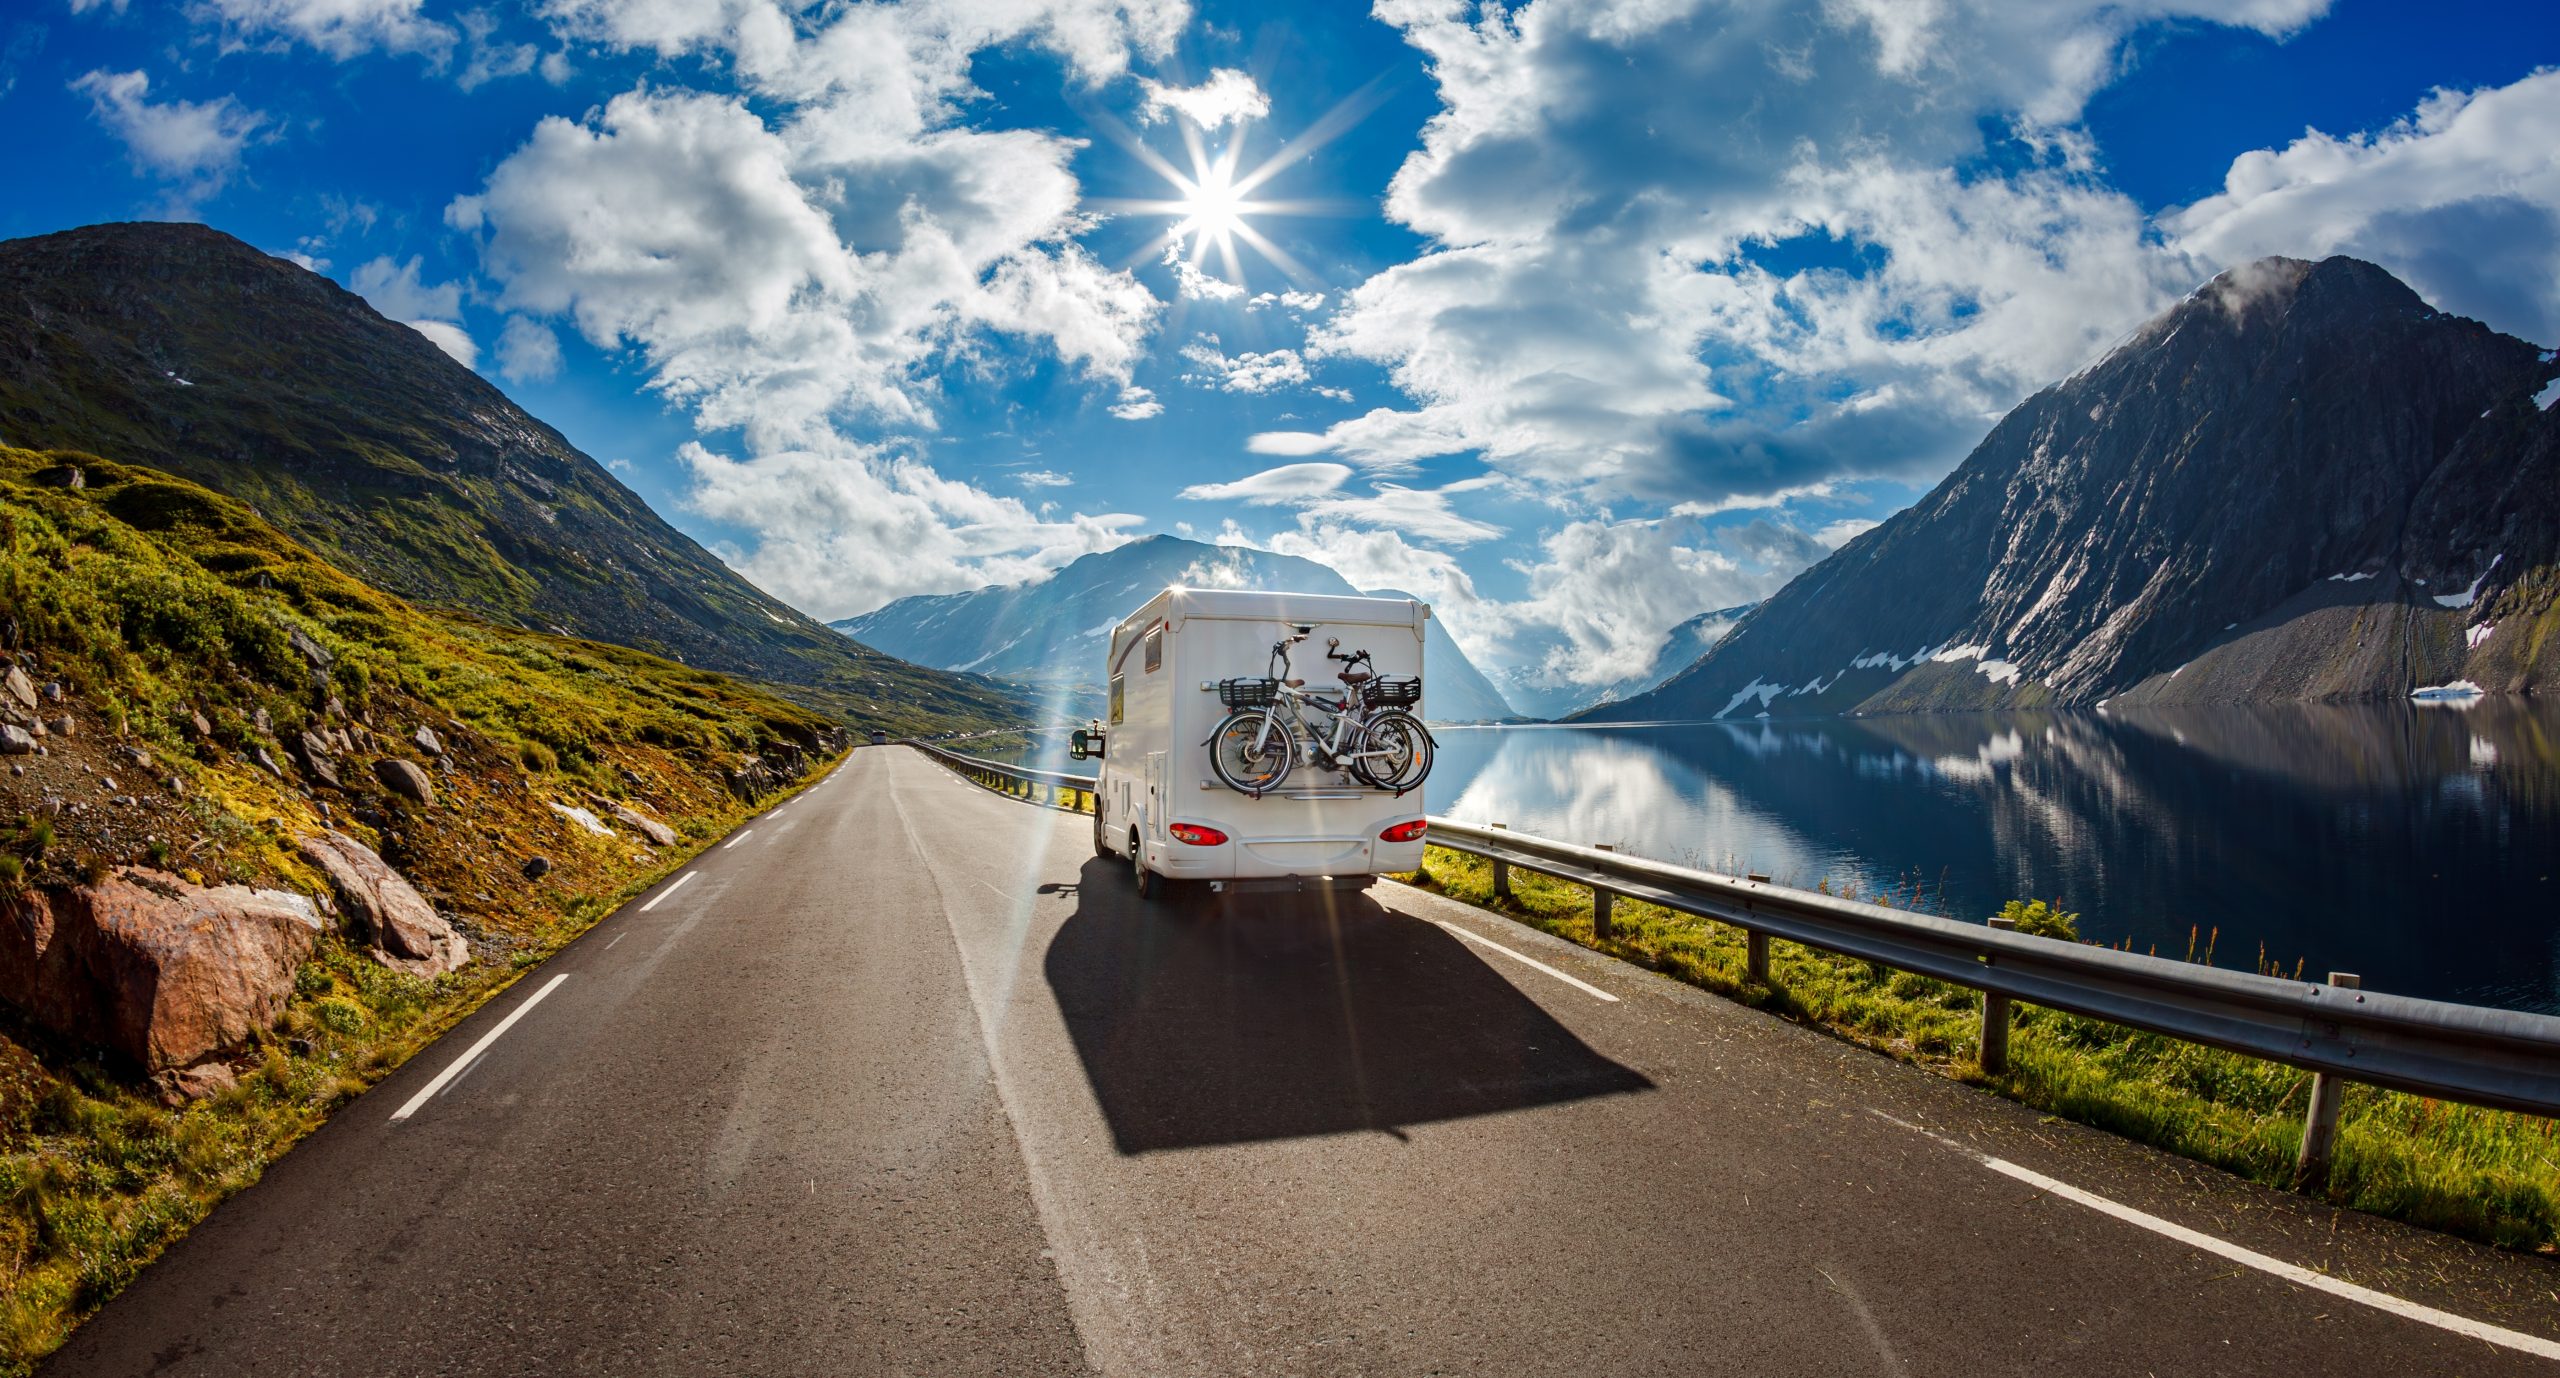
[{"x1": 1143, "y1": 626, "x2": 1162, "y2": 673}]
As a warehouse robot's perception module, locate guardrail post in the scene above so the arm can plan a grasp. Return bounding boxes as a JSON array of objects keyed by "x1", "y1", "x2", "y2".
[
  {"x1": 1979, "y1": 914, "x2": 2016, "y2": 1076},
  {"x1": 1745, "y1": 930, "x2": 1770, "y2": 986},
  {"x1": 2294, "y1": 972, "x2": 2361, "y2": 1191},
  {"x1": 1489, "y1": 825, "x2": 1512, "y2": 901},
  {"x1": 1591, "y1": 844, "x2": 1616, "y2": 939}
]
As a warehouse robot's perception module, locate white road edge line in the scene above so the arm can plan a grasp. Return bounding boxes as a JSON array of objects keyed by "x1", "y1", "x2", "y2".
[
  {"x1": 723, "y1": 830, "x2": 753, "y2": 850},
  {"x1": 388, "y1": 974, "x2": 571, "y2": 1123},
  {"x1": 637, "y1": 871, "x2": 696, "y2": 912},
  {"x1": 1432, "y1": 919, "x2": 1619, "y2": 1002},
  {"x1": 1871, "y1": 1110, "x2": 2560, "y2": 1361}
]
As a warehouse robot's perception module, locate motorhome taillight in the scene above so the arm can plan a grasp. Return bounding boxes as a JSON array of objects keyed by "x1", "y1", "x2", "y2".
[
  {"x1": 1169, "y1": 823, "x2": 1230, "y2": 846},
  {"x1": 1378, "y1": 820, "x2": 1428, "y2": 843}
]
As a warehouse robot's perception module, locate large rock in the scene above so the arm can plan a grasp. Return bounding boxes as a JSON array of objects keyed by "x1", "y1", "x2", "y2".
[
  {"x1": 0, "y1": 868, "x2": 323, "y2": 1073},
  {"x1": 597, "y1": 798, "x2": 677, "y2": 847},
  {"x1": 0, "y1": 724, "x2": 31, "y2": 755},
  {"x1": 374, "y1": 757, "x2": 435, "y2": 806},
  {"x1": 1, "y1": 665, "x2": 32, "y2": 712},
  {"x1": 292, "y1": 730, "x2": 342, "y2": 788},
  {"x1": 295, "y1": 831, "x2": 468, "y2": 976}
]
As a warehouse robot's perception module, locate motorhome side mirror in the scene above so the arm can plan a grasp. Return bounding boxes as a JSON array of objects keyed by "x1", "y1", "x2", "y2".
[{"x1": 1070, "y1": 728, "x2": 1101, "y2": 760}]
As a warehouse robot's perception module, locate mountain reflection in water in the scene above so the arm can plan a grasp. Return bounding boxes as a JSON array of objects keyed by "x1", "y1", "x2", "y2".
[{"x1": 1430, "y1": 701, "x2": 2560, "y2": 1013}]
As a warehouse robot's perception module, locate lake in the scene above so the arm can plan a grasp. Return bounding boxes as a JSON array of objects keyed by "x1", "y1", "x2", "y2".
[
  {"x1": 1428, "y1": 702, "x2": 2560, "y2": 1014},
  {"x1": 990, "y1": 699, "x2": 2560, "y2": 1013}
]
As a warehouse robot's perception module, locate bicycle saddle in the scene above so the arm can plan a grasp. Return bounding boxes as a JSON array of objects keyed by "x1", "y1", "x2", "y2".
[
  {"x1": 1339, "y1": 669, "x2": 1373, "y2": 683},
  {"x1": 1285, "y1": 678, "x2": 1306, "y2": 687}
]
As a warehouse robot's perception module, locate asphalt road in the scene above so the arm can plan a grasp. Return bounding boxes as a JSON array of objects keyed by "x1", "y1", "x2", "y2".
[{"x1": 43, "y1": 747, "x2": 2560, "y2": 1376}]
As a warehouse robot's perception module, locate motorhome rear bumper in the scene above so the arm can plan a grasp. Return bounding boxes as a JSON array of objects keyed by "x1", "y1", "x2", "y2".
[{"x1": 1208, "y1": 875, "x2": 1375, "y2": 895}]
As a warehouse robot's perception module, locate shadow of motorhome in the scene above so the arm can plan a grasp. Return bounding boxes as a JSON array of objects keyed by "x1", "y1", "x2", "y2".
[{"x1": 1045, "y1": 858, "x2": 1653, "y2": 1154}]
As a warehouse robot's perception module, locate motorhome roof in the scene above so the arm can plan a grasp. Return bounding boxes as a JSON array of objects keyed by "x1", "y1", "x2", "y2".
[{"x1": 1119, "y1": 587, "x2": 1430, "y2": 635}]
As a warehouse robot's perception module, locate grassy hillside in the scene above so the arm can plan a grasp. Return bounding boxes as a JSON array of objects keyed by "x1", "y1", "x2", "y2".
[
  {"x1": 0, "y1": 222, "x2": 1031, "y2": 737},
  {"x1": 0, "y1": 447, "x2": 845, "y2": 1371}
]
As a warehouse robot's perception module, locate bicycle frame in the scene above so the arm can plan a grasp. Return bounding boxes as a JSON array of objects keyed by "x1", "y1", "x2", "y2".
[{"x1": 1247, "y1": 638, "x2": 1402, "y2": 772}]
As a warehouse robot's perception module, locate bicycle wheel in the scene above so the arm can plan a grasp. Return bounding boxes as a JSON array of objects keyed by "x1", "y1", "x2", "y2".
[
  {"x1": 1352, "y1": 711, "x2": 1434, "y2": 790},
  {"x1": 1210, "y1": 709, "x2": 1296, "y2": 794}
]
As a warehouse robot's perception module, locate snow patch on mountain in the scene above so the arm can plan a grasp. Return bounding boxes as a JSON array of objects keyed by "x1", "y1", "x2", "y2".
[
  {"x1": 2432, "y1": 554, "x2": 2500, "y2": 609},
  {"x1": 1716, "y1": 677, "x2": 1785, "y2": 719}
]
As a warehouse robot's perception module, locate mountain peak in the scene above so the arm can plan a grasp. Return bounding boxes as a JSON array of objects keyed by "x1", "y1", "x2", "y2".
[{"x1": 1588, "y1": 256, "x2": 2557, "y2": 722}]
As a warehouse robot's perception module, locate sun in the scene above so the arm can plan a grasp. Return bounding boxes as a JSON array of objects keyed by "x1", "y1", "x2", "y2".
[
  {"x1": 1175, "y1": 162, "x2": 1250, "y2": 245},
  {"x1": 1091, "y1": 89, "x2": 1382, "y2": 292}
]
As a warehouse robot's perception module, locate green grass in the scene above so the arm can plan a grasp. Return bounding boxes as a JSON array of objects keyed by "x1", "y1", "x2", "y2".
[
  {"x1": 0, "y1": 447, "x2": 855, "y2": 1371},
  {"x1": 1399, "y1": 845, "x2": 2560, "y2": 1255}
]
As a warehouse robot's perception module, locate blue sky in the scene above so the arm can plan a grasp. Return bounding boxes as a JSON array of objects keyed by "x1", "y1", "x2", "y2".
[{"x1": 4, "y1": 0, "x2": 2556, "y2": 701}]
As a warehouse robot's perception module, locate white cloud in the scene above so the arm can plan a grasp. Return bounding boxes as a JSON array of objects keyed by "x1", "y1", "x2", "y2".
[
  {"x1": 351, "y1": 254, "x2": 478, "y2": 366},
  {"x1": 350, "y1": 254, "x2": 463, "y2": 321},
  {"x1": 461, "y1": 0, "x2": 1186, "y2": 611},
  {"x1": 1108, "y1": 384, "x2": 1163, "y2": 420},
  {"x1": 458, "y1": 83, "x2": 1156, "y2": 445},
  {"x1": 1815, "y1": 517, "x2": 1879, "y2": 548},
  {"x1": 1304, "y1": 481, "x2": 1504, "y2": 546},
  {"x1": 1164, "y1": 245, "x2": 1246, "y2": 301},
  {"x1": 1177, "y1": 462, "x2": 1352, "y2": 504},
  {"x1": 1138, "y1": 67, "x2": 1269, "y2": 128},
  {"x1": 497, "y1": 315, "x2": 562, "y2": 382},
  {"x1": 1017, "y1": 469, "x2": 1073, "y2": 487},
  {"x1": 1246, "y1": 509, "x2": 1829, "y2": 690},
  {"x1": 457, "y1": 9, "x2": 539, "y2": 89},
  {"x1": 71, "y1": 69, "x2": 265, "y2": 203},
  {"x1": 1301, "y1": 0, "x2": 2348, "y2": 515},
  {"x1": 2166, "y1": 69, "x2": 2560, "y2": 344},
  {"x1": 1250, "y1": 288, "x2": 1326, "y2": 313},
  {"x1": 1180, "y1": 336, "x2": 1313, "y2": 393},
  {"x1": 194, "y1": 0, "x2": 458, "y2": 63},
  {"x1": 679, "y1": 439, "x2": 1141, "y2": 618},
  {"x1": 1247, "y1": 431, "x2": 1335, "y2": 456},
  {"x1": 407, "y1": 320, "x2": 479, "y2": 368}
]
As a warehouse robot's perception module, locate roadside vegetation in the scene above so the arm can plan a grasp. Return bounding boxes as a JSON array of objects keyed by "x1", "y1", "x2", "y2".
[
  {"x1": 1398, "y1": 845, "x2": 2560, "y2": 1255},
  {"x1": 0, "y1": 448, "x2": 850, "y2": 1372}
]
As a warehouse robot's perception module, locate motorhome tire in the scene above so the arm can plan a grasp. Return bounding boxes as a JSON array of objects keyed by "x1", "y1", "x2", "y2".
[
  {"x1": 1093, "y1": 809, "x2": 1112, "y2": 858},
  {"x1": 1131, "y1": 831, "x2": 1164, "y2": 902}
]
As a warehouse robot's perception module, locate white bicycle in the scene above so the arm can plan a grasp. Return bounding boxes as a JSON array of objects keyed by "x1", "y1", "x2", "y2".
[{"x1": 1206, "y1": 628, "x2": 1433, "y2": 796}]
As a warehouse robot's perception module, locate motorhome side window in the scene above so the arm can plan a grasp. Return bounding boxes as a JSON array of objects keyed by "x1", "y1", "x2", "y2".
[
  {"x1": 1109, "y1": 673, "x2": 1125, "y2": 724},
  {"x1": 1143, "y1": 627, "x2": 1162, "y2": 673}
]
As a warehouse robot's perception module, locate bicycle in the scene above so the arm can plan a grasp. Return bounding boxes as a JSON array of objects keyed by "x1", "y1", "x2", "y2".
[{"x1": 1206, "y1": 627, "x2": 1435, "y2": 796}]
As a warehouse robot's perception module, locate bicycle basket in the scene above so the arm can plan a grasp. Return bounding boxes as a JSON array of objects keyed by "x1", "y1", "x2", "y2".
[
  {"x1": 1219, "y1": 677, "x2": 1281, "y2": 709},
  {"x1": 1362, "y1": 675, "x2": 1422, "y2": 708}
]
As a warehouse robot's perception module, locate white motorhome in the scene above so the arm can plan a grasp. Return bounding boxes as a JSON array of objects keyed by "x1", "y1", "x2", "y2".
[{"x1": 1080, "y1": 588, "x2": 1431, "y2": 900}]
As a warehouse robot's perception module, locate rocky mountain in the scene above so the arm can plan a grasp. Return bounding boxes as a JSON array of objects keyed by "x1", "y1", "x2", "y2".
[
  {"x1": 1587, "y1": 257, "x2": 2560, "y2": 723},
  {"x1": 835, "y1": 535, "x2": 1520, "y2": 721},
  {"x1": 0, "y1": 222, "x2": 1027, "y2": 735}
]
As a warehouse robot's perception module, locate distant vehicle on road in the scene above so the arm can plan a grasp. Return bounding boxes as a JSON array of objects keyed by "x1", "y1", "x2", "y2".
[
  {"x1": 870, "y1": 729, "x2": 888, "y2": 746},
  {"x1": 1073, "y1": 588, "x2": 1433, "y2": 901}
]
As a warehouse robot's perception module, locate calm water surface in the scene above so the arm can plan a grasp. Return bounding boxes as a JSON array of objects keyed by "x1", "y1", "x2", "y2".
[{"x1": 1427, "y1": 702, "x2": 2560, "y2": 1013}]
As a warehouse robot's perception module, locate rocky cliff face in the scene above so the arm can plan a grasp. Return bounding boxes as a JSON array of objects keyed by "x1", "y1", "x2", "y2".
[
  {"x1": 1588, "y1": 257, "x2": 2560, "y2": 722},
  {"x1": 836, "y1": 535, "x2": 1521, "y2": 722},
  {"x1": 0, "y1": 222, "x2": 1026, "y2": 734}
]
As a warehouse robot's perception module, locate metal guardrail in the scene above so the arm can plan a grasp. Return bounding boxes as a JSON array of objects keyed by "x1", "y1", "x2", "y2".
[
  {"x1": 905, "y1": 743, "x2": 2560, "y2": 1185},
  {"x1": 906, "y1": 739, "x2": 1098, "y2": 812}
]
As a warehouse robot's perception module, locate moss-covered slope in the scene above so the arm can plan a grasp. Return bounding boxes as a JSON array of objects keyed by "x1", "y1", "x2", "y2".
[{"x1": 0, "y1": 221, "x2": 1028, "y2": 736}]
